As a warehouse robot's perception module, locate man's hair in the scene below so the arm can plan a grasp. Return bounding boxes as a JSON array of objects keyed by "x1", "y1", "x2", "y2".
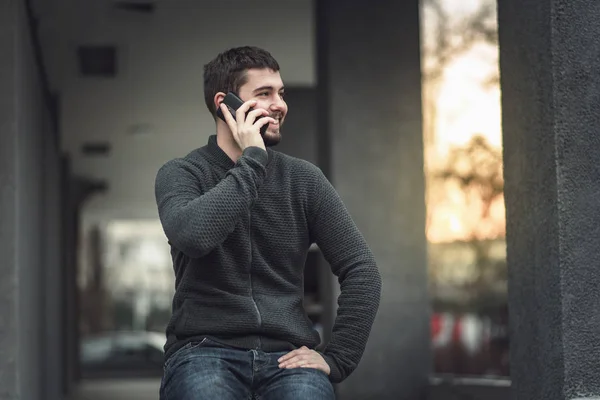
[{"x1": 203, "y1": 46, "x2": 280, "y2": 119}]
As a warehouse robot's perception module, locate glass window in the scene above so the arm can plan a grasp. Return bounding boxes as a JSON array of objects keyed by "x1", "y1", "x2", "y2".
[
  {"x1": 77, "y1": 219, "x2": 173, "y2": 377},
  {"x1": 421, "y1": 0, "x2": 508, "y2": 377}
]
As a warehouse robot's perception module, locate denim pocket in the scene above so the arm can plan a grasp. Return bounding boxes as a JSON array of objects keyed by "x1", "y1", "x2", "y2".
[{"x1": 163, "y1": 337, "x2": 210, "y2": 371}]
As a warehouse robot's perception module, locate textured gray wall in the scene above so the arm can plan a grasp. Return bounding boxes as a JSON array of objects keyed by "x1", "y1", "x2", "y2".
[
  {"x1": 498, "y1": 0, "x2": 600, "y2": 399},
  {"x1": 16, "y1": 3, "x2": 44, "y2": 398},
  {"x1": 0, "y1": 1, "x2": 20, "y2": 398},
  {"x1": 0, "y1": 1, "x2": 63, "y2": 399},
  {"x1": 316, "y1": 1, "x2": 430, "y2": 399},
  {"x1": 42, "y1": 104, "x2": 64, "y2": 398}
]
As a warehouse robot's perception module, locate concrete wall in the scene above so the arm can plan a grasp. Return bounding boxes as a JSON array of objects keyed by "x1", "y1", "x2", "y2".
[
  {"x1": 499, "y1": 0, "x2": 600, "y2": 398},
  {"x1": 16, "y1": 5, "x2": 45, "y2": 399},
  {"x1": 0, "y1": 2, "x2": 21, "y2": 397},
  {"x1": 0, "y1": 1, "x2": 63, "y2": 399}
]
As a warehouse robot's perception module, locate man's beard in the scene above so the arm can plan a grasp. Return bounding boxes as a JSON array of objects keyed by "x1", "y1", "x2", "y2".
[
  {"x1": 263, "y1": 113, "x2": 283, "y2": 147},
  {"x1": 263, "y1": 131, "x2": 281, "y2": 147}
]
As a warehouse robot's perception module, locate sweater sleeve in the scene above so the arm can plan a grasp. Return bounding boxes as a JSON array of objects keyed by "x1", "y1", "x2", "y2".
[
  {"x1": 308, "y1": 168, "x2": 382, "y2": 383},
  {"x1": 155, "y1": 147, "x2": 268, "y2": 258}
]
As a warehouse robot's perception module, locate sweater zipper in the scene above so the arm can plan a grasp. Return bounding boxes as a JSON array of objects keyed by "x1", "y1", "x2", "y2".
[{"x1": 248, "y1": 212, "x2": 262, "y2": 349}]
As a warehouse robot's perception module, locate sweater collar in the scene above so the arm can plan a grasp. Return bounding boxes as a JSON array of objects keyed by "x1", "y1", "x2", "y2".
[
  {"x1": 205, "y1": 134, "x2": 273, "y2": 168},
  {"x1": 206, "y1": 135, "x2": 235, "y2": 169}
]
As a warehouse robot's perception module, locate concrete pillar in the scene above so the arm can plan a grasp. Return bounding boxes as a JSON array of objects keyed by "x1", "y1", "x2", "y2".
[
  {"x1": 498, "y1": 1, "x2": 600, "y2": 399},
  {"x1": 316, "y1": 1, "x2": 430, "y2": 399},
  {"x1": 0, "y1": 2, "x2": 20, "y2": 398},
  {"x1": 1, "y1": 2, "x2": 64, "y2": 399},
  {"x1": 43, "y1": 104, "x2": 64, "y2": 400}
]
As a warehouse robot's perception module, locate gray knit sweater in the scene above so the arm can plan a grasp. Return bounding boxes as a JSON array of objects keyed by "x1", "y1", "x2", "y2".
[{"x1": 154, "y1": 135, "x2": 381, "y2": 383}]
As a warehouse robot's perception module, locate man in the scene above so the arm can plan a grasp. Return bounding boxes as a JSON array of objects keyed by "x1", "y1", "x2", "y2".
[{"x1": 155, "y1": 46, "x2": 381, "y2": 399}]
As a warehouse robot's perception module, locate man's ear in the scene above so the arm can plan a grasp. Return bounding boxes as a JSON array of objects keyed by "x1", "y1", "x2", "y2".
[{"x1": 213, "y1": 92, "x2": 226, "y2": 112}]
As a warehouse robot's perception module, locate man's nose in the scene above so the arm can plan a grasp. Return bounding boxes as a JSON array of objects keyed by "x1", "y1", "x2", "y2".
[{"x1": 270, "y1": 96, "x2": 286, "y2": 111}]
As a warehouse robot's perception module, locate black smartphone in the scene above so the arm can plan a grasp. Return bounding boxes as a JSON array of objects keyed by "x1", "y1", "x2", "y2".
[{"x1": 216, "y1": 92, "x2": 268, "y2": 136}]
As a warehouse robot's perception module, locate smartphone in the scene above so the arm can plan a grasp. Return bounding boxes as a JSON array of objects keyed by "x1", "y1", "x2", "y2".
[{"x1": 216, "y1": 92, "x2": 268, "y2": 136}]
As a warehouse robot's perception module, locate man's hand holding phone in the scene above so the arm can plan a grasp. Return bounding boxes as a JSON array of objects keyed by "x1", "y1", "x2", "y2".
[{"x1": 219, "y1": 100, "x2": 275, "y2": 152}]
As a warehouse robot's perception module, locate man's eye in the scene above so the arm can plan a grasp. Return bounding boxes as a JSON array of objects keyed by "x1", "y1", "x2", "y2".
[
  {"x1": 279, "y1": 92, "x2": 285, "y2": 98},
  {"x1": 258, "y1": 92, "x2": 269, "y2": 97}
]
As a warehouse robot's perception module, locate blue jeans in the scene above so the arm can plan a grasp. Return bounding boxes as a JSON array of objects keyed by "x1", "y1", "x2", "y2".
[{"x1": 160, "y1": 338, "x2": 335, "y2": 400}]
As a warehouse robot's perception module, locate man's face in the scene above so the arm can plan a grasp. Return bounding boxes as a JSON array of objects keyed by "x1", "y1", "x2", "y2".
[{"x1": 237, "y1": 68, "x2": 287, "y2": 147}]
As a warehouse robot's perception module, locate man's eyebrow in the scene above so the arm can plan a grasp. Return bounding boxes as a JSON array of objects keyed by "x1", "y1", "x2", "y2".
[{"x1": 252, "y1": 85, "x2": 285, "y2": 93}]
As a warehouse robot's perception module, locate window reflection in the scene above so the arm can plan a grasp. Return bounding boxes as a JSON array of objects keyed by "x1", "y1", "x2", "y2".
[
  {"x1": 421, "y1": 0, "x2": 508, "y2": 377},
  {"x1": 78, "y1": 219, "x2": 173, "y2": 378}
]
